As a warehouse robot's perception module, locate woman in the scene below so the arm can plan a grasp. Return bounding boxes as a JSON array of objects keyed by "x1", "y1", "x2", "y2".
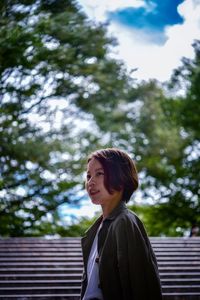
[{"x1": 81, "y1": 148, "x2": 162, "y2": 300}]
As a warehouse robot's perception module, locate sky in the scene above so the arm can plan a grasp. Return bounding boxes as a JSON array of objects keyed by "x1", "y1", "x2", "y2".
[{"x1": 77, "y1": 0, "x2": 200, "y2": 82}]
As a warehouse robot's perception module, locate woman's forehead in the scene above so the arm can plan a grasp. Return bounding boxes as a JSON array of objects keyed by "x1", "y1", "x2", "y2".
[{"x1": 87, "y1": 158, "x2": 103, "y2": 171}]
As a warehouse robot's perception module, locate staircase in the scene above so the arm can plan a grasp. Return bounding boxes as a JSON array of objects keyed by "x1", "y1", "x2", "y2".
[
  {"x1": 0, "y1": 237, "x2": 200, "y2": 299},
  {"x1": 152, "y1": 237, "x2": 200, "y2": 300}
]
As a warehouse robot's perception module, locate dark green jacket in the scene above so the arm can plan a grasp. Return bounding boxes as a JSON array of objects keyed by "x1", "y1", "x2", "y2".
[{"x1": 81, "y1": 201, "x2": 162, "y2": 300}]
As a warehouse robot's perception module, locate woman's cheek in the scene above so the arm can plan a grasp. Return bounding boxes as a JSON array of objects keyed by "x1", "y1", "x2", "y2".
[{"x1": 85, "y1": 181, "x2": 89, "y2": 193}]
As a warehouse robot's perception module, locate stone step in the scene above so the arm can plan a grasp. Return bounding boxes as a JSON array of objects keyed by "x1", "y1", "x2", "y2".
[
  {"x1": 0, "y1": 294, "x2": 80, "y2": 299},
  {"x1": 162, "y1": 285, "x2": 200, "y2": 293},
  {"x1": 0, "y1": 253, "x2": 83, "y2": 258},
  {"x1": 0, "y1": 274, "x2": 82, "y2": 280},
  {"x1": 0, "y1": 286, "x2": 81, "y2": 296},
  {"x1": 1, "y1": 278, "x2": 199, "y2": 287},
  {"x1": 159, "y1": 266, "x2": 200, "y2": 272},
  {"x1": 0, "y1": 280, "x2": 81, "y2": 288},
  {"x1": 0, "y1": 262, "x2": 83, "y2": 267},
  {"x1": 158, "y1": 261, "x2": 200, "y2": 266},
  {"x1": 161, "y1": 278, "x2": 200, "y2": 285},
  {"x1": 0, "y1": 268, "x2": 83, "y2": 274},
  {"x1": 0, "y1": 248, "x2": 82, "y2": 253},
  {"x1": 163, "y1": 293, "x2": 200, "y2": 300},
  {"x1": 160, "y1": 272, "x2": 200, "y2": 279}
]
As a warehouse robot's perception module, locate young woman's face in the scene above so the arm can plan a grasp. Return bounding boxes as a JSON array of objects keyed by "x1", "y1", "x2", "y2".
[{"x1": 86, "y1": 158, "x2": 122, "y2": 206}]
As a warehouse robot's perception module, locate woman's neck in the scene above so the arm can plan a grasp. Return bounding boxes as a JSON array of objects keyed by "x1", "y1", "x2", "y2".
[{"x1": 101, "y1": 197, "x2": 122, "y2": 219}]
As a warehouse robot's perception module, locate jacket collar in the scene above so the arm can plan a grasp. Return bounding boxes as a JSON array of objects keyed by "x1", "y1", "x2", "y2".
[{"x1": 82, "y1": 200, "x2": 127, "y2": 238}]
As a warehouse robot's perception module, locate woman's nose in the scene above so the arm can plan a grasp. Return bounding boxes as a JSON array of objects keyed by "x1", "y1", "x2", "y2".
[{"x1": 88, "y1": 176, "x2": 95, "y2": 186}]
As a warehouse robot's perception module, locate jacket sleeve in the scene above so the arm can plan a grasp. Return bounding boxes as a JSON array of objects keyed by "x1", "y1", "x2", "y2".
[{"x1": 114, "y1": 214, "x2": 162, "y2": 300}]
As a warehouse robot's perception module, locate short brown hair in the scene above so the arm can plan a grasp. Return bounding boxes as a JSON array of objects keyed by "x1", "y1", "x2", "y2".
[{"x1": 88, "y1": 148, "x2": 138, "y2": 203}]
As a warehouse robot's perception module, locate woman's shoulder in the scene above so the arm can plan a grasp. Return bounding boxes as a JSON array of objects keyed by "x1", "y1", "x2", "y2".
[
  {"x1": 112, "y1": 208, "x2": 148, "y2": 237},
  {"x1": 114, "y1": 206, "x2": 142, "y2": 224}
]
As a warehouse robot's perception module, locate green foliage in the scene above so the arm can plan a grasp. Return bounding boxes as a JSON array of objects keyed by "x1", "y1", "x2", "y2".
[
  {"x1": 57, "y1": 217, "x2": 95, "y2": 237},
  {"x1": 129, "y1": 204, "x2": 197, "y2": 237},
  {"x1": 0, "y1": 0, "x2": 131, "y2": 236}
]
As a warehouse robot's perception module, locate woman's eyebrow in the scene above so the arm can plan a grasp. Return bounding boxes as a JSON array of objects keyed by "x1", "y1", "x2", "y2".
[
  {"x1": 87, "y1": 168, "x2": 103, "y2": 173},
  {"x1": 95, "y1": 168, "x2": 104, "y2": 172}
]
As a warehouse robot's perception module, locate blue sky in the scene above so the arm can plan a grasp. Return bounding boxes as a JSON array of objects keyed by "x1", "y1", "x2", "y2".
[
  {"x1": 108, "y1": 0, "x2": 185, "y2": 44},
  {"x1": 78, "y1": 0, "x2": 200, "y2": 81}
]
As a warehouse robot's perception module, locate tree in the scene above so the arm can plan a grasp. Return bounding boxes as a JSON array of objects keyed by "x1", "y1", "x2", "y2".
[
  {"x1": 0, "y1": 0, "x2": 132, "y2": 236},
  {"x1": 129, "y1": 42, "x2": 200, "y2": 236},
  {"x1": 161, "y1": 40, "x2": 200, "y2": 234}
]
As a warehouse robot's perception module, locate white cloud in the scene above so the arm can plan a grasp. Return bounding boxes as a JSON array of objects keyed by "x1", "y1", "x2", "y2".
[
  {"x1": 78, "y1": 0, "x2": 200, "y2": 82},
  {"x1": 79, "y1": 0, "x2": 144, "y2": 21}
]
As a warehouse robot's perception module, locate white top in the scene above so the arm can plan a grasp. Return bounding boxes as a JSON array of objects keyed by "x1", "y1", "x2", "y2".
[{"x1": 83, "y1": 223, "x2": 104, "y2": 300}]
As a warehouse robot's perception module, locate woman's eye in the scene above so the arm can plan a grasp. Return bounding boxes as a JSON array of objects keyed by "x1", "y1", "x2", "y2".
[
  {"x1": 97, "y1": 172, "x2": 104, "y2": 176},
  {"x1": 86, "y1": 175, "x2": 91, "y2": 180}
]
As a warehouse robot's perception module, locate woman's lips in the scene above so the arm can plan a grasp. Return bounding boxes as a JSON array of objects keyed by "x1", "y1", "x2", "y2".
[{"x1": 89, "y1": 190, "x2": 100, "y2": 196}]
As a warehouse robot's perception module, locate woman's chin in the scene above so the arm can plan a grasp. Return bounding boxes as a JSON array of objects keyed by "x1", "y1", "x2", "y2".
[{"x1": 91, "y1": 198, "x2": 102, "y2": 205}]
